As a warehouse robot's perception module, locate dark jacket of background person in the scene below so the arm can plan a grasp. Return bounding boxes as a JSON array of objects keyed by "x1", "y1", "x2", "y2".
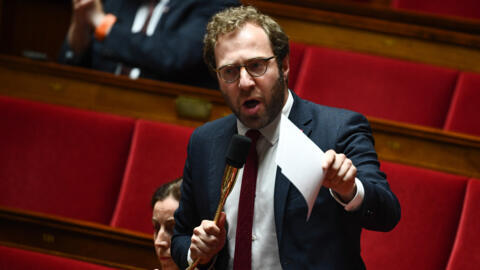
[{"x1": 58, "y1": 0, "x2": 239, "y2": 89}]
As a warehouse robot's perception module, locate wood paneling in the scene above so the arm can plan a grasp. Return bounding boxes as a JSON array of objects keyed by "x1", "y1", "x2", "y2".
[
  {"x1": 0, "y1": 55, "x2": 230, "y2": 127},
  {"x1": 0, "y1": 206, "x2": 157, "y2": 270},
  {"x1": 371, "y1": 117, "x2": 480, "y2": 178}
]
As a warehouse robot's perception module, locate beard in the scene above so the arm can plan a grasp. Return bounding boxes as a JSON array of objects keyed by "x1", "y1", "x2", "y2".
[
  {"x1": 231, "y1": 71, "x2": 287, "y2": 130},
  {"x1": 262, "y1": 71, "x2": 287, "y2": 127}
]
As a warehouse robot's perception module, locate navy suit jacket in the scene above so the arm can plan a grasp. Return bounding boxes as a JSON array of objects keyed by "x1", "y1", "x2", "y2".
[
  {"x1": 172, "y1": 92, "x2": 401, "y2": 269},
  {"x1": 58, "y1": 0, "x2": 239, "y2": 89}
]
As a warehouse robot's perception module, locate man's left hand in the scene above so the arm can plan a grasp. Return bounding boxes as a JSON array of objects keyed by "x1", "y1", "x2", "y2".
[{"x1": 322, "y1": 149, "x2": 357, "y2": 202}]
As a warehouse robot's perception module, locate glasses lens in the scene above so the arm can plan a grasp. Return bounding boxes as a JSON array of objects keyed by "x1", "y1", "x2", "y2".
[
  {"x1": 246, "y1": 59, "x2": 267, "y2": 76},
  {"x1": 220, "y1": 65, "x2": 239, "y2": 82}
]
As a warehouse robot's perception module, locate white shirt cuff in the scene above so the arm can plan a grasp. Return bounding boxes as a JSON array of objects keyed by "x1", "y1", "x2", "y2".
[
  {"x1": 187, "y1": 249, "x2": 194, "y2": 265},
  {"x1": 187, "y1": 249, "x2": 216, "y2": 270},
  {"x1": 330, "y1": 178, "x2": 364, "y2": 211}
]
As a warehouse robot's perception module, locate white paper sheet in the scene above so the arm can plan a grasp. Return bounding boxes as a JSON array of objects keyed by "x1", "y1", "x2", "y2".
[{"x1": 276, "y1": 114, "x2": 325, "y2": 220}]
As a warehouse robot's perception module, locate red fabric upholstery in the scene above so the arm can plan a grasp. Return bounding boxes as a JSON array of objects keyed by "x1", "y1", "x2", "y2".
[
  {"x1": 446, "y1": 179, "x2": 480, "y2": 270},
  {"x1": 288, "y1": 41, "x2": 307, "y2": 90},
  {"x1": 392, "y1": 0, "x2": 480, "y2": 20},
  {"x1": 361, "y1": 161, "x2": 468, "y2": 270},
  {"x1": 443, "y1": 72, "x2": 480, "y2": 136},
  {"x1": 110, "y1": 119, "x2": 193, "y2": 233},
  {"x1": 0, "y1": 246, "x2": 117, "y2": 269},
  {"x1": 0, "y1": 96, "x2": 134, "y2": 224},
  {"x1": 295, "y1": 46, "x2": 459, "y2": 128}
]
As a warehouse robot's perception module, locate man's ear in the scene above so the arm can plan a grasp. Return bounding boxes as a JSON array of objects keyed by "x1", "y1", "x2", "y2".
[{"x1": 282, "y1": 55, "x2": 290, "y2": 80}]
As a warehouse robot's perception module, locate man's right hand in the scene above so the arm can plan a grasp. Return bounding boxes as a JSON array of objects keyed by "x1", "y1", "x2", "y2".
[{"x1": 189, "y1": 212, "x2": 227, "y2": 265}]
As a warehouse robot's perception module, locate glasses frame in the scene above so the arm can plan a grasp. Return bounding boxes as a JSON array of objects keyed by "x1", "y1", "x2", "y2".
[{"x1": 215, "y1": 56, "x2": 276, "y2": 83}]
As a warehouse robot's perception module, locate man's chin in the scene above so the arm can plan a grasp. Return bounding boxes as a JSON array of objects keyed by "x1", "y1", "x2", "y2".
[{"x1": 239, "y1": 115, "x2": 266, "y2": 130}]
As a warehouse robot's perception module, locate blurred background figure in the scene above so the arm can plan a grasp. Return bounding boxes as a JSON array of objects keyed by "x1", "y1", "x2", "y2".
[
  {"x1": 151, "y1": 178, "x2": 182, "y2": 270},
  {"x1": 58, "y1": 0, "x2": 239, "y2": 89}
]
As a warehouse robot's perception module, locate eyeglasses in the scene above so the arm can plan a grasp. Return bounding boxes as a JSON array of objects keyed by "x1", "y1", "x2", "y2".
[{"x1": 215, "y1": 56, "x2": 276, "y2": 83}]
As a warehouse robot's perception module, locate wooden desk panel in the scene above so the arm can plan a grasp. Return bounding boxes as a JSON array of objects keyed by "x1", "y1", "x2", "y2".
[
  {"x1": 371, "y1": 117, "x2": 480, "y2": 178},
  {"x1": 0, "y1": 206, "x2": 157, "y2": 270},
  {"x1": 0, "y1": 55, "x2": 231, "y2": 128}
]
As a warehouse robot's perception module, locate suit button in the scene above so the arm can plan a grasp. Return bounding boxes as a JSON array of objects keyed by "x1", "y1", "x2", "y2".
[{"x1": 366, "y1": 210, "x2": 374, "y2": 216}]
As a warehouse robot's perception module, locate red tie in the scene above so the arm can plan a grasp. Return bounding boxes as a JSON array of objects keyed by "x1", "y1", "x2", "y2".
[
  {"x1": 233, "y1": 130, "x2": 261, "y2": 270},
  {"x1": 141, "y1": 0, "x2": 159, "y2": 34}
]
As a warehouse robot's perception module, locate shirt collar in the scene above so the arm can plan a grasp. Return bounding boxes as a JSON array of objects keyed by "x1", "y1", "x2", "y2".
[{"x1": 237, "y1": 90, "x2": 294, "y2": 145}]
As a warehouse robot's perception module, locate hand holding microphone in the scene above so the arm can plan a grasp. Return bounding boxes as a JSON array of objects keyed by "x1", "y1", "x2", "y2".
[{"x1": 187, "y1": 135, "x2": 251, "y2": 269}]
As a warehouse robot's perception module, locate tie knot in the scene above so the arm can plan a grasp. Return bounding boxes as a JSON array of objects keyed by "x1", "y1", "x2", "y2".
[{"x1": 246, "y1": 129, "x2": 261, "y2": 144}]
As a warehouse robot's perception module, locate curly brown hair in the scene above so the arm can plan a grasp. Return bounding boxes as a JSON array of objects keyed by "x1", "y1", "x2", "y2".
[{"x1": 203, "y1": 5, "x2": 289, "y2": 74}]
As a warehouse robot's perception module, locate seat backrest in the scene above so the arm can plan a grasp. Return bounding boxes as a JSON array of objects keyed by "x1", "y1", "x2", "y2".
[
  {"x1": 446, "y1": 179, "x2": 480, "y2": 270},
  {"x1": 361, "y1": 161, "x2": 468, "y2": 270},
  {"x1": 443, "y1": 72, "x2": 480, "y2": 136},
  {"x1": 295, "y1": 46, "x2": 459, "y2": 128},
  {"x1": 392, "y1": 0, "x2": 480, "y2": 20},
  {"x1": 0, "y1": 245, "x2": 117, "y2": 270},
  {"x1": 288, "y1": 41, "x2": 307, "y2": 90},
  {"x1": 0, "y1": 96, "x2": 134, "y2": 224},
  {"x1": 110, "y1": 119, "x2": 193, "y2": 233}
]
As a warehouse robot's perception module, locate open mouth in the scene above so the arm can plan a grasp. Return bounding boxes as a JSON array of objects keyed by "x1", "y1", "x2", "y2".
[{"x1": 244, "y1": 99, "x2": 260, "y2": 108}]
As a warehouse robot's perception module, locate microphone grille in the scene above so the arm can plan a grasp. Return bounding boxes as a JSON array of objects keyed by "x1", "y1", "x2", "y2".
[{"x1": 226, "y1": 134, "x2": 251, "y2": 168}]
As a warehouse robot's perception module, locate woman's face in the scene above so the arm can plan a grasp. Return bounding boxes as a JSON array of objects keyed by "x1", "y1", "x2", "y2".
[{"x1": 152, "y1": 195, "x2": 179, "y2": 270}]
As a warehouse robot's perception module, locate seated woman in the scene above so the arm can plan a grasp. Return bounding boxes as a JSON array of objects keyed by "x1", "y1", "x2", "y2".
[{"x1": 151, "y1": 178, "x2": 182, "y2": 270}]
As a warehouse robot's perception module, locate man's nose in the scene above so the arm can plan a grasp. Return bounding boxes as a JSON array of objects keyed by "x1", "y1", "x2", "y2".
[{"x1": 238, "y1": 66, "x2": 255, "y2": 89}]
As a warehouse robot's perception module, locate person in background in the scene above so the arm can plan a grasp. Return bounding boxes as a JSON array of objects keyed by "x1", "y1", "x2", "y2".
[
  {"x1": 171, "y1": 6, "x2": 400, "y2": 270},
  {"x1": 151, "y1": 178, "x2": 182, "y2": 270},
  {"x1": 59, "y1": 0, "x2": 239, "y2": 89}
]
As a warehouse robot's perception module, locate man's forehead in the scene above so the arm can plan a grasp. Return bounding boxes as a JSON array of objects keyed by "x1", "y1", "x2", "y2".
[
  {"x1": 214, "y1": 23, "x2": 272, "y2": 59},
  {"x1": 217, "y1": 23, "x2": 266, "y2": 45}
]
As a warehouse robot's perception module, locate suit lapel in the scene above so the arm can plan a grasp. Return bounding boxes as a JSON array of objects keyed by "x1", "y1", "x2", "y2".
[
  {"x1": 274, "y1": 167, "x2": 290, "y2": 245},
  {"x1": 274, "y1": 92, "x2": 313, "y2": 244},
  {"x1": 288, "y1": 92, "x2": 313, "y2": 137},
  {"x1": 207, "y1": 116, "x2": 238, "y2": 218}
]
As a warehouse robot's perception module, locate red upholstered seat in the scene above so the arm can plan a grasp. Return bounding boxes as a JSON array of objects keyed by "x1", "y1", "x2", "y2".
[
  {"x1": 288, "y1": 41, "x2": 307, "y2": 90},
  {"x1": 446, "y1": 179, "x2": 480, "y2": 270},
  {"x1": 443, "y1": 72, "x2": 480, "y2": 136},
  {"x1": 361, "y1": 161, "x2": 468, "y2": 270},
  {"x1": 0, "y1": 246, "x2": 118, "y2": 269},
  {"x1": 110, "y1": 119, "x2": 193, "y2": 233},
  {"x1": 295, "y1": 46, "x2": 459, "y2": 128},
  {"x1": 392, "y1": 0, "x2": 480, "y2": 20},
  {"x1": 0, "y1": 96, "x2": 134, "y2": 224}
]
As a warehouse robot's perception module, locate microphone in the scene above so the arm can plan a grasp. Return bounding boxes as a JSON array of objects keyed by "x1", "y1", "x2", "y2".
[
  {"x1": 187, "y1": 134, "x2": 251, "y2": 270},
  {"x1": 214, "y1": 134, "x2": 251, "y2": 221}
]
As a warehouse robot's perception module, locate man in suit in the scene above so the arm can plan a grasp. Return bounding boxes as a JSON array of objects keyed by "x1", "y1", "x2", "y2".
[
  {"x1": 58, "y1": 0, "x2": 239, "y2": 89},
  {"x1": 171, "y1": 6, "x2": 401, "y2": 270}
]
